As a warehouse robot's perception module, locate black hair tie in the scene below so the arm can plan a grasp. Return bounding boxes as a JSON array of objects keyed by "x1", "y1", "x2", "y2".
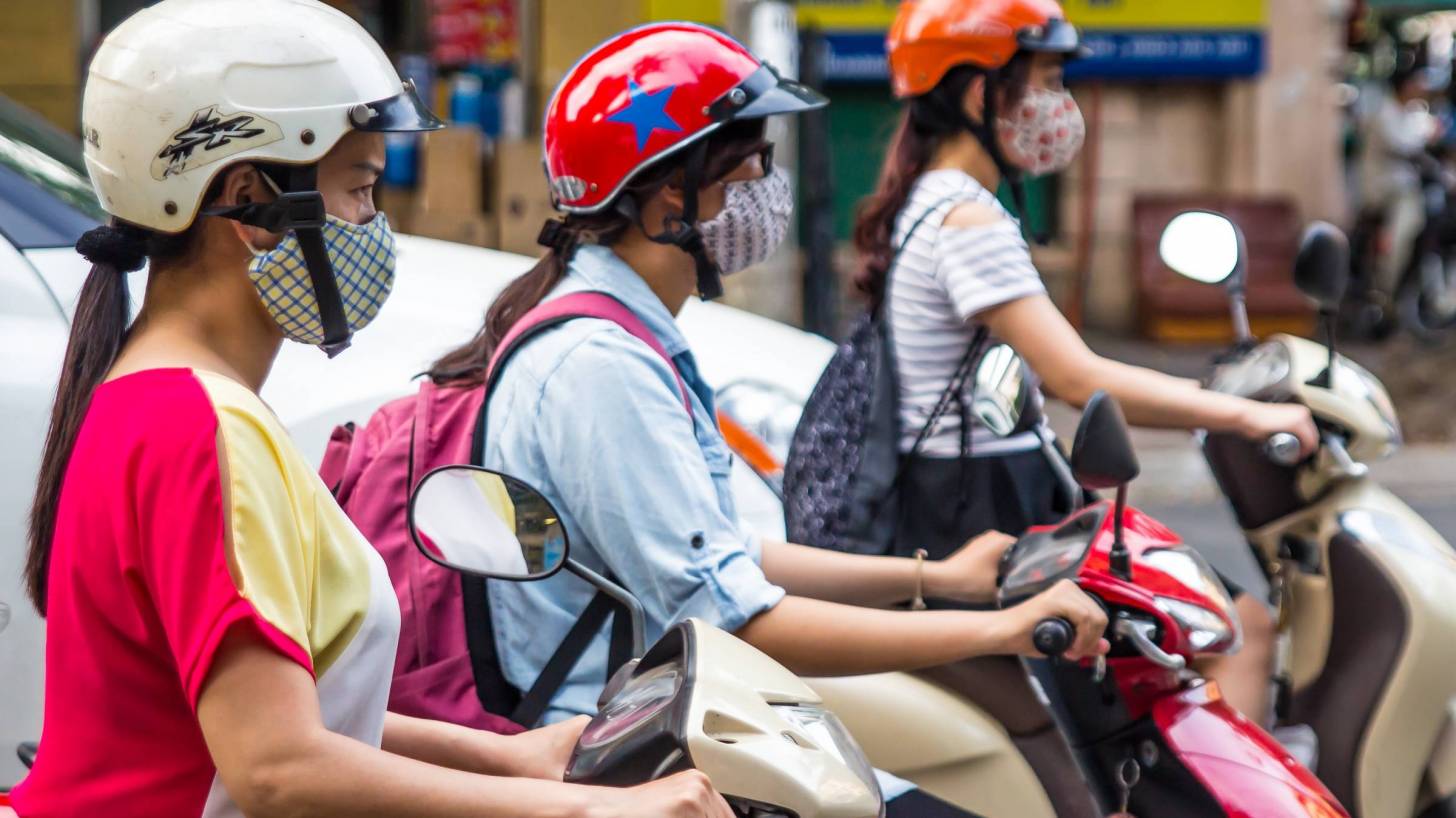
[
  {"x1": 536, "y1": 218, "x2": 576, "y2": 254},
  {"x1": 76, "y1": 224, "x2": 149, "y2": 273}
]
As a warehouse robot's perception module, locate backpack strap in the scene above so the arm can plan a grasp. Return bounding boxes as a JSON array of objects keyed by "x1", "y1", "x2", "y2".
[
  {"x1": 462, "y1": 290, "x2": 693, "y2": 726},
  {"x1": 485, "y1": 291, "x2": 692, "y2": 415}
]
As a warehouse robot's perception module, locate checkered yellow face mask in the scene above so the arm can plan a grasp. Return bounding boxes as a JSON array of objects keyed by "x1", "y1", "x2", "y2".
[{"x1": 248, "y1": 212, "x2": 397, "y2": 346}]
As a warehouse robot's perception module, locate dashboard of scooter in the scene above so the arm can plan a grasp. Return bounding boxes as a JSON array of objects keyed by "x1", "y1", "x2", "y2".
[
  {"x1": 1001, "y1": 502, "x2": 1243, "y2": 659},
  {"x1": 1207, "y1": 336, "x2": 1400, "y2": 463},
  {"x1": 998, "y1": 505, "x2": 1107, "y2": 603}
]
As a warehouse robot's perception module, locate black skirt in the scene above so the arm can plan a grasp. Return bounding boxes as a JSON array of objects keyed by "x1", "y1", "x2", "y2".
[{"x1": 893, "y1": 447, "x2": 1076, "y2": 561}]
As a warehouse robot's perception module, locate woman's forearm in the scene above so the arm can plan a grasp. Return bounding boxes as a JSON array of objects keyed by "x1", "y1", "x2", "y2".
[
  {"x1": 258, "y1": 728, "x2": 598, "y2": 818},
  {"x1": 734, "y1": 595, "x2": 1019, "y2": 677},
  {"x1": 383, "y1": 712, "x2": 516, "y2": 775},
  {"x1": 1081, "y1": 356, "x2": 1252, "y2": 434},
  {"x1": 759, "y1": 540, "x2": 922, "y2": 607}
]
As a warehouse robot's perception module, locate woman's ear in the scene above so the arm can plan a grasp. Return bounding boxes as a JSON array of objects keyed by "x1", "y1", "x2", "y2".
[
  {"x1": 640, "y1": 183, "x2": 687, "y2": 234},
  {"x1": 962, "y1": 75, "x2": 988, "y2": 125},
  {"x1": 215, "y1": 163, "x2": 283, "y2": 252}
]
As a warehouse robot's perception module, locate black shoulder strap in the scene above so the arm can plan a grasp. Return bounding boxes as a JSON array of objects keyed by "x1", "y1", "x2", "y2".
[
  {"x1": 461, "y1": 305, "x2": 640, "y2": 727},
  {"x1": 509, "y1": 589, "x2": 618, "y2": 728}
]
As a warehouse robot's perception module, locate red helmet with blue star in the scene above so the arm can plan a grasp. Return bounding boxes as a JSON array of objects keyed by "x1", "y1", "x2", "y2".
[{"x1": 543, "y1": 22, "x2": 826, "y2": 215}]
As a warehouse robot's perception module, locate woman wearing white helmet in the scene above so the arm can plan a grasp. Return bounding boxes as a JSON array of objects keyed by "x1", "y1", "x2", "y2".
[{"x1": 9, "y1": 2, "x2": 730, "y2": 817}]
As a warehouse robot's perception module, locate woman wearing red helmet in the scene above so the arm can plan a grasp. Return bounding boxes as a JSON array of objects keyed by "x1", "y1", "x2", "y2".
[
  {"x1": 419, "y1": 22, "x2": 1112, "y2": 817},
  {"x1": 851, "y1": 0, "x2": 1315, "y2": 721}
]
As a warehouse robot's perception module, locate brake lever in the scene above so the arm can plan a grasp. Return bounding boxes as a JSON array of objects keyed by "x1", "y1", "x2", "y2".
[
  {"x1": 1113, "y1": 616, "x2": 1186, "y2": 672},
  {"x1": 1323, "y1": 433, "x2": 1369, "y2": 479}
]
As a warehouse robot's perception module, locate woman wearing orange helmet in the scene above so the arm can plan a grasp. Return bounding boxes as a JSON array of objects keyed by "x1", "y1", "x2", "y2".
[{"x1": 854, "y1": 0, "x2": 1318, "y2": 722}]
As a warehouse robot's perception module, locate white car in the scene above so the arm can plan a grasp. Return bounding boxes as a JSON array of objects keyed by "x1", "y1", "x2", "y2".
[{"x1": 0, "y1": 96, "x2": 832, "y2": 786}]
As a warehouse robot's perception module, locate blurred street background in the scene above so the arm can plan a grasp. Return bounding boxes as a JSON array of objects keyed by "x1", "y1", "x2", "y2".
[{"x1": 6, "y1": 0, "x2": 1456, "y2": 584}]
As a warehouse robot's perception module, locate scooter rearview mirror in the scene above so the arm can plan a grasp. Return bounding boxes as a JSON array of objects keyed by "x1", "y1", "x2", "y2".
[
  {"x1": 1160, "y1": 210, "x2": 1253, "y2": 344},
  {"x1": 1070, "y1": 392, "x2": 1139, "y2": 580},
  {"x1": 1069, "y1": 392, "x2": 1139, "y2": 491},
  {"x1": 1159, "y1": 211, "x2": 1242, "y2": 286},
  {"x1": 407, "y1": 465, "x2": 569, "y2": 582},
  {"x1": 972, "y1": 344, "x2": 1040, "y2": 438},
  {"x1": 1293, "y1": 222, "x2": 1350, "y2": 312},
  {"x1": 1293, "y1": 222, "x2": 1351, "y2": 388}
]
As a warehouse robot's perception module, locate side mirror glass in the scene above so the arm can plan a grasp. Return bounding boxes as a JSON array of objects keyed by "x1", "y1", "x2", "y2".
[
  {"x1": 1069, "y1": 391, "x2": 1140, "y2": 491},
  {"x1": 972, "y1": 344, "x2": 1038, "y2": 438},
  {"x1": 1159, "y1": 211, "x2": 1242, "y2": 286},
  {"x1": 1293, "y1": 221, "x2": 1350, "y2": 311},
  {"x1": 407, "y1": 466, "x2": 568, "y2": 581}
]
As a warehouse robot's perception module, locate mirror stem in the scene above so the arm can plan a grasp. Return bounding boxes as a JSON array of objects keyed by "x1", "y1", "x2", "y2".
[
  {"x1": 1311, "y1": 309, "x2": 1337, "y2": 389},
  {"x1": 1229, "y1": 291, "x2": 1253, "y2": 346},
  {"x1": 1109, "y1": 484, "x2": 1132, "y2": 581},
  {"x1": 565, "y1": 558, "x2": 647, "y2": 660}
]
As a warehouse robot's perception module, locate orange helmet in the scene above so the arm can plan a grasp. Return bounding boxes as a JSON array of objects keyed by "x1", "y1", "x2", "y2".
[{"x1": 888, "y1": 0, "x2": 1082, "y2": 98}]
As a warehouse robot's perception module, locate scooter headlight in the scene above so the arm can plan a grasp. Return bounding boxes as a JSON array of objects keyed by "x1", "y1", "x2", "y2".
[
  {"x1": 1330, "y1": 357, "x2": 1402, "y2": 451},
  {"x1": 1155, "y1": 596, "x2": 1240, "y2": 653},
  {"x1": 1142, "y1": 546, "x2": 1242, "y2": 654},
  {"x1": 773, "y1": 705, "x2": 884, "y2": 815}
]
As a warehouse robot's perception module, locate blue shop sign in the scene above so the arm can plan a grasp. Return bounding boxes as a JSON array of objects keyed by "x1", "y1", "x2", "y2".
[{"x1": 820, "y1": 30, "x2": 1264, "y2": 83}]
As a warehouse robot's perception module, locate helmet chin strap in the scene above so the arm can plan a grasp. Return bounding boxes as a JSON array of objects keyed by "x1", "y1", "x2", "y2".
[
  {"x1": 206, "y1": 164, "x2": 354, "y2": 356},
  {"x1": 618, "y1": 139, "x2": 726, "y2": 300},
  {"x1": 960, "y1": 70, "x2": 1046, "y2": 245}
]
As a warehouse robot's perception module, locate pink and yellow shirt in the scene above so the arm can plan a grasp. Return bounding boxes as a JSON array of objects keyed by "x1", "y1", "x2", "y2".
[{"x1": 12, "y1": 369, "x2": 400, "y2": 818}]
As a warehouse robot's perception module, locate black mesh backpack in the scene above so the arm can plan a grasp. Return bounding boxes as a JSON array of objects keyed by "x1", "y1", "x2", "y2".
[{"x1": 783, "y1": 197, "x2": 986, "y2": 555}]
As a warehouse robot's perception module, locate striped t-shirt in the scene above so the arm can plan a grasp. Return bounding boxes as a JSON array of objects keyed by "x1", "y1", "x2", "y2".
[{"x1": 888, "y1": 169, "x2": 1047, "y2": 457}]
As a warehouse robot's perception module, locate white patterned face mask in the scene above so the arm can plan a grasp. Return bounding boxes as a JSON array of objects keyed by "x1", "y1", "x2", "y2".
[
  {"x1": 997, "y1": 87, "x2": 1087, "y2": 177},
  {"x1": 697, "y1": 166, "x2": 794, "y2": 276},
  {"x1": 247, "y1": 212, "x2": 397, "y2": 346}
]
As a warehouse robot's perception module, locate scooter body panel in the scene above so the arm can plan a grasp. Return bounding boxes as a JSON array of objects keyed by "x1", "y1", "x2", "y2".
[
  {"x1": 1154, "y1": 682, "x2": 1347, "y2": 818},
  {"x1": 1247, "y1": 479, "x2": 1456, "y2": 818},
  {"x1": 809, "y1": 673, "x2": 1057, "y2": 818}
]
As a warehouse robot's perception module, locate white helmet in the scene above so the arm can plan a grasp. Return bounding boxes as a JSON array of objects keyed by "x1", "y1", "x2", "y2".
[{"x1": 83, "y1": 0, "x2": 442, "y2": 233}]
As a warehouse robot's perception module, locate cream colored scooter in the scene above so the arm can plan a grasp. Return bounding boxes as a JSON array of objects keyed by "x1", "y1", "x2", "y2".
[
  {"x1": 1161, "y1": 210, "x2": 1456, "y2": 818},
  {"x1": 406, "y1": 465, "x2": 884, "y2": 818}
]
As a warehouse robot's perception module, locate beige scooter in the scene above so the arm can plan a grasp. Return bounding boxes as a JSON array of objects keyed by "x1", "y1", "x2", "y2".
[
  {"x1": 406, "y1": 464, "x2": 884, "y2": 818},
  {"x1": 1160, "y1": 210, "x2": 1456, "y2": 818}
]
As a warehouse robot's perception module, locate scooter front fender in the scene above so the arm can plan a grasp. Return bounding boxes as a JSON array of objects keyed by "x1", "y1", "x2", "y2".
[{"x1": 1154, "y1": 682, "x2": 1349, "y2": 818}]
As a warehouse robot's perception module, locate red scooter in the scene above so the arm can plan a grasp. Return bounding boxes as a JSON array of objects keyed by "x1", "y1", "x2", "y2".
[{"x1": 997, "y1": 390, "x2": 1348, "y2": 818}]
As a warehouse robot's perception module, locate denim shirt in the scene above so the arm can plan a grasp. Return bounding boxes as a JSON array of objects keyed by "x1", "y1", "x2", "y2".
[{"x1": 480, "y1": 244, "x2": 786, "y2": 723}]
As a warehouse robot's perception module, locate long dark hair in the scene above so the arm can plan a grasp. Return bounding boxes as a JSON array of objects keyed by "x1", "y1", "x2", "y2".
[
  {"x1": 428, "y1": 122, "x2": 768, "y2": 387},
  {"x1": 25, "y1": 203, "x2": 217, "y2": 614},
  {"x1": 852, "y1": 56, "x2": 1033, "y2": 307}
]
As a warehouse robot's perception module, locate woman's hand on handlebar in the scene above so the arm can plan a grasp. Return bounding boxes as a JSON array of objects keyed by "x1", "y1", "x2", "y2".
[
  {"x1": 599, "y1": 771, "x2": 735, "y2": 818},
  {"x1": 927, "y1": 530, "x2": 1018, "y2": 603},
  {"x1": 1238, "y1": 402, "x2": 1317, "y2": 458},
  {"x1": 1007, "y1": 580, "x2": 1109, "y2": 660}
]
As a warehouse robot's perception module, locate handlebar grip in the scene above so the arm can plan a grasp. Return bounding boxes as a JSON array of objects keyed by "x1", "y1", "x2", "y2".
[
  {"x1": 1264, "y1": 432, "x2": 1302, "y2": 466},
  {"x1": 1032, "y1": 617, "x2": 1076, "y2": 657}
]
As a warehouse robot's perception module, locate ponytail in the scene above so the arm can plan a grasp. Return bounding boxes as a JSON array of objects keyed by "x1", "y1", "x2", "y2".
[
  {"x1": 25, "y1": 223, "x2": 148, "y2": 614},
  {"x1": 428, "y1": 124, "x2": 768, "y2": 386},
  {"x1": 26, "y1": 212, "x2": 210, "y2": 614}
]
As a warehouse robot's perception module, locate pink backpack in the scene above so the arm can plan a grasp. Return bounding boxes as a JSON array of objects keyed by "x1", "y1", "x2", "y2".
[{"x1": 320, "y1": 292, "x2": 689, "y2": 731}]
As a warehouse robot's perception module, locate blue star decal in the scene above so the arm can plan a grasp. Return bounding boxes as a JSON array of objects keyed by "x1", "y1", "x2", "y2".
[{"x1": 607, "y1": 80, "x2": 683, "y2": 152}]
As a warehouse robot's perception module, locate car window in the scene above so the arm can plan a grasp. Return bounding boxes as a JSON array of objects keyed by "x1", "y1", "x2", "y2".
[{"x1": 0, "y1": 95, "x2": 104, "y2": 249}]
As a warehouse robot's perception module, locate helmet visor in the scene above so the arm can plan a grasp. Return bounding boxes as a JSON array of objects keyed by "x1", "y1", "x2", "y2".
[
  {"x1": 707, "y1": 64, "x2": 828, "y2": 124},
  {"x1": 349, "y1": 81, "x2": 446, "y2": 133},
  {"x1": 1018, "y1": 18, "x2": 1086, "y2": 57}
]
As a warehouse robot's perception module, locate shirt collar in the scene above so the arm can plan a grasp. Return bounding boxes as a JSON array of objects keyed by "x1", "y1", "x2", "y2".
[{"x1": 566, "y1": 244, "x2": 691, "y2": 358}]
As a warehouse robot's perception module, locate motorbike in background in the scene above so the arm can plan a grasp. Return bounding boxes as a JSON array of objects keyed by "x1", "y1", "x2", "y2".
[
  {"x1": 1160, "y1": 209, "x2": 1456, "y2": 818},
  {"x1": 1346, "y1": 151, "x2": 1456, "y2": 343},
  {"x1": 405, "y1": 465, "x2": 884, "y2": 818}
]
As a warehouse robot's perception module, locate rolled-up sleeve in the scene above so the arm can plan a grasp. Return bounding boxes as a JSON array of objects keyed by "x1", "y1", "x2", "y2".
[{"x1": 535, "y1": 330, "x2": 785, "y2": 634}]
